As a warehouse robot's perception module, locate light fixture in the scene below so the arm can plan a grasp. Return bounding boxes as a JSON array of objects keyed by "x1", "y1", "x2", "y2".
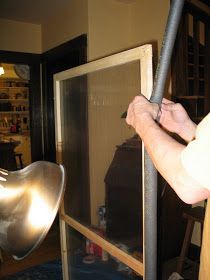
[
  {"x1": 0, "y1": 64, "x2": 4, "y2": 76},
  {"x1": 0, "y1": 161, "x2": 65, "y2": 260}
]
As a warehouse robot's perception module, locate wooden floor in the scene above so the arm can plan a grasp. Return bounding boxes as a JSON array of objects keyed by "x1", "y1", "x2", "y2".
[{"x1": 0, "y1": 220, "x2": 61, "y2": 278}]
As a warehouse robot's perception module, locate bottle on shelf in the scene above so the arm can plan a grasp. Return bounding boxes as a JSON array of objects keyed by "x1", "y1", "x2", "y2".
[{"x1": 0, "y1": 78, "x2": 29, "y2": 134}]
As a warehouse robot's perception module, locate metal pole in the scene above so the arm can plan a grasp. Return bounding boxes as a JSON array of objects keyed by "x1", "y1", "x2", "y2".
[
  {"x1": 144, "y1": 0, "x2": 185, "y2": 279},
  {"x1": 151, "y1": 0, "x2": 185, "y2": 104}
]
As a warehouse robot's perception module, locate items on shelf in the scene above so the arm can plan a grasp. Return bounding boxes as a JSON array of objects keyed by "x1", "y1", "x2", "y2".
[
  {"x1": 173, "y1": 35, "x2": 208, "y2": 123},
  {"x1": 0, "y1": 78, "x2": 30, "y2": 133}
]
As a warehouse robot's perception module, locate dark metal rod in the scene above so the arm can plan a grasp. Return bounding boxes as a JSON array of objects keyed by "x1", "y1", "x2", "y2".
[{"x1": 144, "y1": 0, "x2": 185, "y2": 279}]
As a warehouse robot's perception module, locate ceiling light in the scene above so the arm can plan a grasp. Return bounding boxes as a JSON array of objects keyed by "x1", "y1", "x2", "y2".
[{"x1": 0, "y1": 64, "x2": 5, "y2": 76}]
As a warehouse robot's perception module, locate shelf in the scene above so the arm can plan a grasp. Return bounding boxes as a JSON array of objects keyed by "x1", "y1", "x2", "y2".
[
  {"x1": 0, "y1": 78, "x2": 30, "y2": 138},
  {"x1": 0, "y1": 128, "x2": 29, "y2": 132},
  {"x1": 188, "y1": 63, "x2": 204, "y2": 68},
  {"x1": 175, "y1": 95, "x2": 206, "y2": 99},
  {"x1": 0, "y1": 87, "x2": 28, "y2": 90},
  {"x1": 0, "y1": 77, "x2": 28, "y2": 82},
  {"x1": 0, "y1": 111, "x2": 29, "y2": 114},
  {"x1": 188, "y1": 51, "x2": 204, "y2": 57},
  {"x1": 0, "y1": 99, "x2": 28, "y2": 102},
  {"x1": 188, "y1": 77, "x2": 204, "y2": 81}
]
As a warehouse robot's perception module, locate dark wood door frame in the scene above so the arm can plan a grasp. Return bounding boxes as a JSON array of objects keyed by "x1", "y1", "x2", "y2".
[
  {"x1": 0, "y1": 51, "x2": 42, "y2": 161},
  {"x1": 41, "y1": 34, "x2": 87, "y2": 162}
]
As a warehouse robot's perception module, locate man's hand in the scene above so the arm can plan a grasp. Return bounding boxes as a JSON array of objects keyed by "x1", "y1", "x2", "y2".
[
  {"x1": 160, "y1": 98, "x2": 196, "y2": 142},
  {"x1": 126, "y1": 94, "x2": 160, "y2": 138}
]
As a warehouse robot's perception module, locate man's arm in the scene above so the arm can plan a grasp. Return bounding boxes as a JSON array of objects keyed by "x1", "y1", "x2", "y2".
[{"x1": 126, "y1": 95, "x2": 210, "y2": 204}]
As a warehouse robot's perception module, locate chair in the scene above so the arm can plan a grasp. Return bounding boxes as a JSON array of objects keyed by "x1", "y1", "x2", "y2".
[
  {"x1": 0, "y1": 142, "x2": 17, "y2": 171},
  {"x1": 176, "y1": 206, "x2": 205, "y2": 274},
  {"x1": 15, "y1": 153, "x2": 23, "y2": 169}
]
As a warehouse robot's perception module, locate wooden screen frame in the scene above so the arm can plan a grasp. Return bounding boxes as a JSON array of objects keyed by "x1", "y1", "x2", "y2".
[{"x1": 54, "y1": 44, "x2": 153, "y2": 279}]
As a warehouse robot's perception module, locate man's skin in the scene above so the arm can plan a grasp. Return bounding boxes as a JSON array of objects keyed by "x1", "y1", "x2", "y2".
[{"x1": 126, "y1": 95, "x2": 210, "y2": 204}]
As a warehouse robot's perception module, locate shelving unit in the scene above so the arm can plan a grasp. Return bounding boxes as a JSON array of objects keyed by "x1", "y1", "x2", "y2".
[
  {"x1": 0, "y1": 78, "x2": 30, "y2": 134},
  {"x1": 0, "y1": 77, "x2": 31, "y2": 167},
  {"x1": 172, "y1": 5, "x2": 210, "y2": 124},
  {"x1": 173, "y1": 36, "x2": 206, "y2": 122}
]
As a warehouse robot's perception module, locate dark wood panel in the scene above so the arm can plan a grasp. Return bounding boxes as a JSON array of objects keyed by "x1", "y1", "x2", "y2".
[
  {"x1": 41, "y1": 34, "x2": 87, "y2": 162},
  {"x1": 41, "y1": 34, "x2": 90, "y2": 224},
  {"x1": 199, "y1": 0, "x2": 210, "y2": 8},
  {"x1": 185, "y1": 1, "x2": 210, "y2": 23},
  {"x1": 172, "y1": 12, "x2": 189, "y2": 97},
  {"x1": 193, "y1": 18, "x2": 200, "y2": 96}
]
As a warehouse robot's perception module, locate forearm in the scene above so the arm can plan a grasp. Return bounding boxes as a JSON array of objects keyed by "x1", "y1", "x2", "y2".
[{"x1": 136, "y1": 117, "x2": 210, "y2": 204}]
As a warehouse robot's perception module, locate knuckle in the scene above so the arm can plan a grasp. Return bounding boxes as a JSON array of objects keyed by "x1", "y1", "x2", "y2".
[{"x1": 176, "y1": 102, "x2": 182, "y2": 108}]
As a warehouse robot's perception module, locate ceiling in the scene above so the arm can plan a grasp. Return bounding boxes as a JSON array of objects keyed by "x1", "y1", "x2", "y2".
[
  {"x1": 0, "y1": 0, "x2": 209, "y2": 25},
  {"x1": 0, "y1": 0, "x2": 69, "y2": 24},
  {"x1": 0, "y1": 0, "x2": 137, "y2": 25}
]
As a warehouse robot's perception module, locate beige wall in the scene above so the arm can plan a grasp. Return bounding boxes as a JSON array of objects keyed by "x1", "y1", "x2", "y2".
[
  {"x1": 130, "y1": 0, "x2": 169, "y2": 52},
  {"x1": 87, "y1": 0, "x2": 133, "y2": 61},
  {"x1": 0, "y1": 0, "x2": 88, "y2": 54},
  {"x1": 88, "y1": 0, "x2": 169, "y2": 61},
  {"x1": 0, "y1": 19, "x2": 41, "y2": 53},
  {"x1": 41, "y1": 0, "x2": 88, "y2": 52}
]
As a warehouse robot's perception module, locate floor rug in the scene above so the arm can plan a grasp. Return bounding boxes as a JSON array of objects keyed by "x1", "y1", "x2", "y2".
[
  {"x1": 2, "y1": 254, "x2": 136, "y2": 280},
  {"x1": 70, "y1": 254, "x2": 134, "y2": 280},
  {"x1": 2, "y1": 259, "x2": 62, "y2": 280}
]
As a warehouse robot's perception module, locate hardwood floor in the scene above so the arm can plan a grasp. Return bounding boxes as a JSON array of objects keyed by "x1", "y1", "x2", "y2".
[{"x1": 0, "y1": 220, "x2": 61, "y2": 278}]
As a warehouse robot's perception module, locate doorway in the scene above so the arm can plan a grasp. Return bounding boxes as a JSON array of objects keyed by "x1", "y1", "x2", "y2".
[
  {"x1": 0, "y1": 51, "x2": 42, "y2": 164},
  {"x1": 0, "y1": 63, "x2": 31, "y2": 170}
]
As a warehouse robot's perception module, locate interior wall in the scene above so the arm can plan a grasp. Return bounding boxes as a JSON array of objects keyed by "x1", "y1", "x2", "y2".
[
  {"x1": 0, "y1": 19, "x2": 41, "y2": 53},
  {"x1": 130, "y1": 0, "x2": 169, "y2": 53},
  {"x1": 87, "y1": 0, "x2": 133, "y2": 61},
  {"x1": 88, "y1": 62, "x2": 140, "y2": 224},
  {"x1": 87, "y1": 0, "x2": 169, "y2": 61},
  {"x1": 41, "y1": 0, "x2": 88, "y2": 52},
  {"x1": 0, "y1": 0, "x2": 88, "y2": 54}
]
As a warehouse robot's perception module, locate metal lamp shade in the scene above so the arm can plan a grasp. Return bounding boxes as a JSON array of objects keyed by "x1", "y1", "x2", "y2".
[{"x1": 0, "y1": 161, "x2": 65, "y2": 260}]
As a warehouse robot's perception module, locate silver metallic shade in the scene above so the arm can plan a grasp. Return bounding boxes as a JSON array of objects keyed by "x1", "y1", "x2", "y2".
[{"x1": 0, "y1": 161, "x2": 65, "y2": 260}]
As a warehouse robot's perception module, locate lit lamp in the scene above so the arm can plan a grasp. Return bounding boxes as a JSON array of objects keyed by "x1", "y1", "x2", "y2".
[
  {"x1": 0, "y1": 161, "x2": 65, "y2": 260},
  {"x1": 0, "y1": 64, "x2": 4, "y2": 76}
]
